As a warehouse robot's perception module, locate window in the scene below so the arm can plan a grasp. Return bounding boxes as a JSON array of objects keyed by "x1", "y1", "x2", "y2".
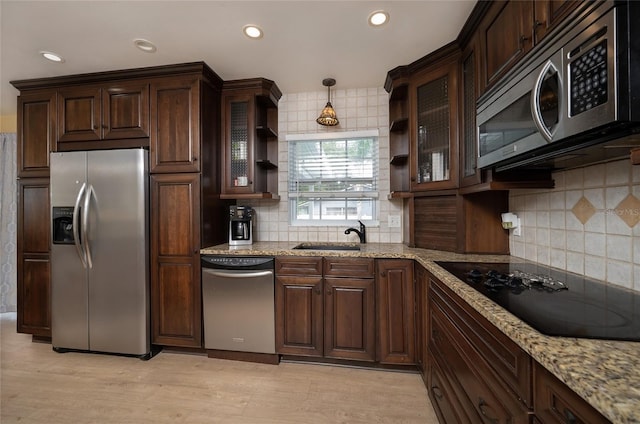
[{"x1": 288, "y1": 130, "x2": 379, "y2": 225}]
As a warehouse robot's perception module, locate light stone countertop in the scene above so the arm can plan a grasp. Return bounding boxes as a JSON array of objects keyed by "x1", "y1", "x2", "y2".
[{"x1": 201, "y1": 242, "x2": 640, "y2": 424}]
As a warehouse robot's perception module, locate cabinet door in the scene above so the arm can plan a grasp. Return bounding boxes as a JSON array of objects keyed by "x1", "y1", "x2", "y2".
[
  {"x1": 57, "y1": 86, "x2": 101, "y2": 142},
  {"x1": 324, "y1": 277, "x2": 375, "y2": 362},
  {"x1": 534, "y1": 362, "x2": 610, "y2": 424},
  {"x1": 533, "y1": 1, "x2": 580, "y2": 44},
  {"x1": 411, "y1": 61, "x2": 459, "y2": 191},
  {"x1": 460, "y1": 37, "x2": 482, "y2": 187},
  {"x1": 275, "y1": 275, "x2": 323, "y2": 357},
  {"x1": 415, "y1": 264, "x2": 429, "y2": 378},
  {"x1": 377, "y1": 259, "x2": 415, "y2": 364},
  {"x1": 222, "y1": 94, "x2": 256, "y2": 194},
  {"x1": 482, "y1": 0, "x2": 533, "y2": 88},
  {"x1": 17, "y1": 91, "x2": 56, "y2": 177},
  {"x1": 150, "y1": 78, "x2": 201, "y2": 173},
  {"x1": 17, "y1": 178, "x2": 51, "y2": 336},
  {"x1": 102, "y1": 82, "x2": 150, "y2": 140},
  {"x1": 150, "y1": 173, "x2": 202, "y2": 347}
]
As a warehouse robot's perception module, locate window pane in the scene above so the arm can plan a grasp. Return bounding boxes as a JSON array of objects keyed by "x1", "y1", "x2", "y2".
[{"x1": 289, "y1": 135, "x2": 378, "y2": 224}]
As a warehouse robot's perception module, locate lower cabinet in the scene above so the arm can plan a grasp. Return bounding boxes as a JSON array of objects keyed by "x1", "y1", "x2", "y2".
[
  {"x1": 16, "y1": 178, "x2": 51, "y2": 337},
  {"x1": 275, "y1": 257, "x2": 376, "y2": 362},
  {"x1": 427, "y1": 274, "x2": 531, "y2": 424},
  {"x1": 415, "y1": 263, "x2": 429, "y2": 380},
  {"x1": 534, "y1": 361, "x2": 610, "y2": 424},
  {"x1": 150, "y1": 173, "x2": 202, "y2": 347},
  {"x1": 377, "y1": 259, "x2": 415, "y2": 364}
]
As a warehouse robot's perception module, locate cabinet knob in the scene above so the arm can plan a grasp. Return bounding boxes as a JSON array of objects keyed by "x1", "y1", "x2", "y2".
[
  {"x1": 534, "y1": 19, "x2": 546, "y2": 29},
  {"x1": 563, "y1": 408, "x2": 577, "y2": 424},
  {"x1": 519, "y1": 34, "x2": 530, "y2": 48},
  {"x1": 380, "y1": 271, "x2": 387, "y2": 277},
  {"x1": 431, "y1": 386, "x2": 443, "y2": 400},
  {"x1": 326, "y1": 289, "x2": 332, "y2": 296},
  {"x1": 478, "y1": 398, "x2": 499, "y2": 424},
  {"x1": 314, "y1": 287, "x2": 322, "y2": 295},
  {"x1": 93, "y1": 125, "x2": 99, "y2": 130}
]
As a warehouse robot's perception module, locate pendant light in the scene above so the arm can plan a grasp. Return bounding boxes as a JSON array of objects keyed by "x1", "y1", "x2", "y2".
[{"x1": 316, "y1": 78, "x2": 339, "y2": 126}]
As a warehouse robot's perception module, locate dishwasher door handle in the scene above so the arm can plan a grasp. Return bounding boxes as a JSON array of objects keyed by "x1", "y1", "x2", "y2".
[{"x1": 203, "y1": 269, "x2": 274, "y2": 279}]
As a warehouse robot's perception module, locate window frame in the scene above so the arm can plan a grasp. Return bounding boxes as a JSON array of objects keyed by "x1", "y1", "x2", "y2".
[{"x1": 286, "y1": 130, "x2": 380, "y2": 227}]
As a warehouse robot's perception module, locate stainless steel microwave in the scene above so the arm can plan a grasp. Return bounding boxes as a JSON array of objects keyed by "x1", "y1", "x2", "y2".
[{"x1": 477, "y1": 1, "x2": 640, "y2": 171}]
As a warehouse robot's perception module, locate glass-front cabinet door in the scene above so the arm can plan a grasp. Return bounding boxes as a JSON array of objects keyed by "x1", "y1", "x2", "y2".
[
  {"x1": 223, "y1": 94, "x2": 255, "y2": 195},
  {"x1": 411, "y1": 61, "x2": 458, "y2": 191}
]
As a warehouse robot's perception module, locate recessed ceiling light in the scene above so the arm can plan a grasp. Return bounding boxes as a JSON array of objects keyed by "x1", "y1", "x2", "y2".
[
  {"x1": 133, "y1": 38, "x2": 157, "y2": 53},
  {"x1": 368, "y1": 10, "x2": 389, "y2": 27},
  {"x1": 40, "y1": 51, "x2": 64, "y2": 63},
  {"x1": 243, "y1": 25, "x2": 263, "y2": 39}
]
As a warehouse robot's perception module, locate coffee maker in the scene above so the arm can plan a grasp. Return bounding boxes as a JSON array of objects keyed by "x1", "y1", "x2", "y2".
[{"x1": 229, "y1": 205, "x2": 254, "y2": 246}]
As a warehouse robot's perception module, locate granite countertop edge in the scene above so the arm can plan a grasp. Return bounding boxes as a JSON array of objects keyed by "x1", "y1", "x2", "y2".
[{"x1": 201, "y1": 242, "x2": 640, "y2": 424}]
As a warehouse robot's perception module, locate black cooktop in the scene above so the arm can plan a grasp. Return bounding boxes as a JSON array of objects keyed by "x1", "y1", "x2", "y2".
[{"x1": 436, "y1": 261, "x2": 640, "y2": 342}]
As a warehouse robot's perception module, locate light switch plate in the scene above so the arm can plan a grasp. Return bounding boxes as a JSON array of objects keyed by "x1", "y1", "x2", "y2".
[{"x1": 388, "y1": 215, "x2": 401, "y2": 228}]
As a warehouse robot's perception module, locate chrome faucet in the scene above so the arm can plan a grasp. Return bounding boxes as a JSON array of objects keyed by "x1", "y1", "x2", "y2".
[{"x1": 345, "y1": 220, "x2": 366, "y2": 243}]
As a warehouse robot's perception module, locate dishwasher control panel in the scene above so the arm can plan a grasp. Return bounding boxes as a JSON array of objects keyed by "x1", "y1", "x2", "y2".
[{"x1": 201, "y1": 255, "x2": 274, "y2": 270}]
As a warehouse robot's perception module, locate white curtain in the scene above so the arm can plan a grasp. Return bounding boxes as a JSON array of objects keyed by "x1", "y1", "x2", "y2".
[{"x1": 0, "y1": 133, "x2": 17, "y2": 312}]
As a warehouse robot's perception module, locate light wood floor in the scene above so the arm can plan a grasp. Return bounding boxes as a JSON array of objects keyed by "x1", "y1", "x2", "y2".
[{"x1": 1, "y1": 313, "x2": 438, "y2": 423}]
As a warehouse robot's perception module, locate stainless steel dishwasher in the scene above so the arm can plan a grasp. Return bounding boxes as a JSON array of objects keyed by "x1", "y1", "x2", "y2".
[{"x1": 201, "y1": 256, "x2": 275, "y2": 354}]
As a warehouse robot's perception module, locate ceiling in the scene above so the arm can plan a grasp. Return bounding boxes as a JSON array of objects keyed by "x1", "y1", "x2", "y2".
[{"x1": 0, "y1": 1, "x2": 476, "y2": 116}]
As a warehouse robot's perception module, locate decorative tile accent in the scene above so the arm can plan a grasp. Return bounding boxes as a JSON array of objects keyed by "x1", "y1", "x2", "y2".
[
  {"x1": 614, "y1": 193, "x2": 640, "y2": 228},
  {"x1": 571, "y1": 196, "x2": 596, "y2": 225}
]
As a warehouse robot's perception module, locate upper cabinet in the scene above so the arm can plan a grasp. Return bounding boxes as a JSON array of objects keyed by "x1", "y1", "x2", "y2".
[
  {"x1": 57, "y1": 81, "x2": 150, "y2": 146},
  {"x1": 149, "y1": 77, "x2": 201, "y2": 173},
  {"x1": 480, "y1": 0, "x2": 580, "y2": 89},
  {"x1": 221, "y1": 78, "x2": 281, "y2": 200},
  {"x1": 16, "y1": 90, "x2": 56, "y2": 177},
  {"x1": 411, "y1": 50, "x2": 459, "y2": 191}
]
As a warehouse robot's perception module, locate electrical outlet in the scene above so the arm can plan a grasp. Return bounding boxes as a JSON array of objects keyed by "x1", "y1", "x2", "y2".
[{"x1": 388, "y1": 215, "x2": 401, "y2": 228}]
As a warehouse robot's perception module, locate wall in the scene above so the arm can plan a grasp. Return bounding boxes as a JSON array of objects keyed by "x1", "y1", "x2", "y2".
[
  {"x1": 242, "y1": 87, "x2": 404, "y2": 244},
  {"x1": 509, "y1": 159, "x2": 640, "y2": 292}
]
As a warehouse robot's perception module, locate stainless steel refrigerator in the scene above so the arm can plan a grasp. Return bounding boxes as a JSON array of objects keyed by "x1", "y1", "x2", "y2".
[{"x1": 50, "y1": 148, "x2": 150, "y2": 358}]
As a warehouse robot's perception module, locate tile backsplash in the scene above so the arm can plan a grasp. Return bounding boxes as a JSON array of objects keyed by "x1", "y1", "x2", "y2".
[
  {"x1": 509, "y1": 159, "x2": 640, "y2": 292},
  {"x1": 241, "y1": 87, "x2": 404, "y2": 244}
]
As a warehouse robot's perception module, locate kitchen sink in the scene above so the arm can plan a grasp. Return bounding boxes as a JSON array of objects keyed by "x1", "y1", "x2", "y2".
[{"x1": 292, "y1": 243, "x2": 361, "y2": 251}]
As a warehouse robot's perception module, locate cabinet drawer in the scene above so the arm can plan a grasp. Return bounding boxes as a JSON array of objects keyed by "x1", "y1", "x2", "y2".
[
  {"x1": 324, "y1": 257, "x2": 374, "y2": 278},
  {"x1": 430, "y1": 297, "x2": 529, "y2": 424},
  {"x1": 534, "y1": 362, "x2": 610, "y2": 424},
  {"x1": 428, "y1": 352, "x2": 477, "y2": 424},
  {"x1": 275, "y1": 257, "x2": 323, "y2": 276},
  {"x1": 430, "y1": 278, "x2": 532, "y2": 407}
]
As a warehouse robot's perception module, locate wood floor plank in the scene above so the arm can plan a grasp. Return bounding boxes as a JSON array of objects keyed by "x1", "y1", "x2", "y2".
[{"x1": 1, "y1": 313, "x2": 438, "y2": 423}]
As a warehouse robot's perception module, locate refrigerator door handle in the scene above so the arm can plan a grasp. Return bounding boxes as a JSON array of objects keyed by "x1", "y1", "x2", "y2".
[
  {"x1": 83, "y1": 184, "x2": 94, "y2": 269},
  {"x1": 73, "y1": 182, "x2": 88, "y2": 268}
]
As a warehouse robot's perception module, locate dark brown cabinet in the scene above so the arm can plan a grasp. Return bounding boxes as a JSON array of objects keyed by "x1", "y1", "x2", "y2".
[
  {"x1": 275, "y1": 257, "x2": 376, "y2": 362},
  {"x1": 410, "y1": 51, "x2": 459, "y2": 191},
  {"x1": 149, "y1": 77, "x2": 200, "y2": 173},
  {"x1": 534, "y1": 362, "x2": 610, "y2": 424},
  {"x1": 57, "y1": 81, "x2": 150, "y2": 146},
  {"x1": 12, "y1": 62, "x2": 229, "y2": 345},
  {"x1": 415, "y1": 263, "x2": 429, "y2": 380},
  {"x1": 221, "y1": 78, "x2": 281, "y2": 199},
  {"x1": 150, "y1": 173, "x2": 202, "y2": 347},
  {"x1": 275, "y1": 256, "x2": 324, "y2": 357},
  {"x1": 376, "y1": 259, "x2": 415, "y2": 365},
  {"x1": 16, "y1": 178, "x2": 51, "y2": 337},
  {"x1": 428, "y1": 275, "x2": 532, "y2": 424},
  {"x1": 480, "y1": 0, "x2": 580, "y2": 89},
  {"x1": 17, "y1": 90, "x2": 56, "y2": 177}
]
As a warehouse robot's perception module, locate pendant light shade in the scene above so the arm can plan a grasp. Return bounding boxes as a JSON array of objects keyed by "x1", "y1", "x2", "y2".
[{"x1": 317, "y1": 78, "x2": 339, "y2": 126}]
